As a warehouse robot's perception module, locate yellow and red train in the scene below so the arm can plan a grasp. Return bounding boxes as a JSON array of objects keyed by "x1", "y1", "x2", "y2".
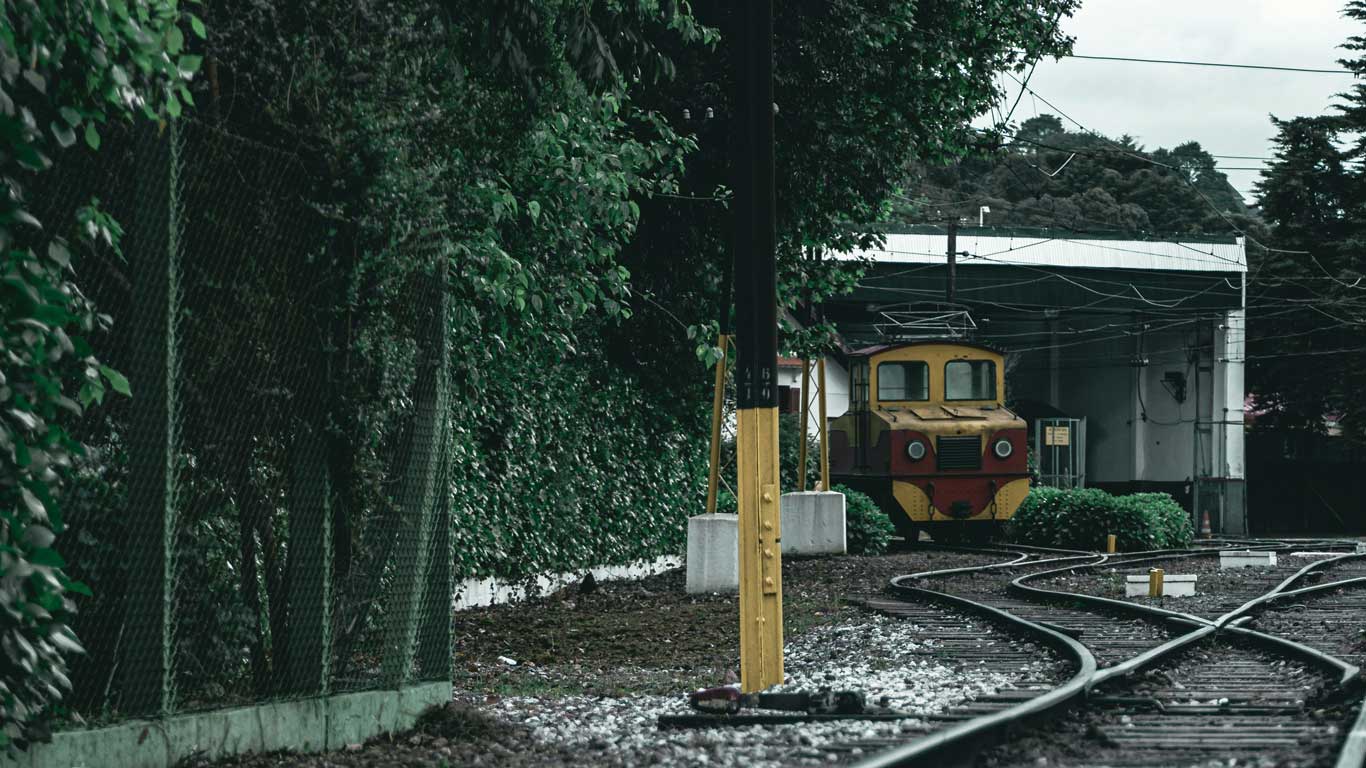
[{"x1": 829, "y1": 341, "x2": 1029, "y2": 541}]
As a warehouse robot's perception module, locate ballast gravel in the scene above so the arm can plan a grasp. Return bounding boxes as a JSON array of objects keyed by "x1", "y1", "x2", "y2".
[
  {"x1": 469, "y1": 613, "x2": 1019, "y2": 767},
  {"x1": 189, "y1": 549, "x2": 1038, "y2": 766}
]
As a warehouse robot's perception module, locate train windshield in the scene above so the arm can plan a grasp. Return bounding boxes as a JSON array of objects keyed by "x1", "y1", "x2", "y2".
[
  {"x1": 877, "y1": 361, "x2": 929, "y2": 401},
  {"x1": 945, "y1": 360, "x2": 996, "y2": 401}
]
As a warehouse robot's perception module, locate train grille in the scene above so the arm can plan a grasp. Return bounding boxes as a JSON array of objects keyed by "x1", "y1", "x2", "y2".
[{"x1": 936, "y1": 436, "x2": 981, "y2": 471}]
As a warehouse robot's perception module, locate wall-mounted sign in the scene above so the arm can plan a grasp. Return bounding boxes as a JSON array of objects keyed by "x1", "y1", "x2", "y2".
[{"x1": 1045, "y1": 425, "x2": 1071, "y2": 446}]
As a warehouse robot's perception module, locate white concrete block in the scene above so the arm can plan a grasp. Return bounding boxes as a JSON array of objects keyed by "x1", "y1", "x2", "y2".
[
  {"x1": 1126, "y1": 574, "x2": 1197, "y2": 597},
  {"x1": 686, "y1": 514, "x2": 739, "y2": 593},
  {"x1": 453, "y1": 555, "x2": 681, "y2": 611},
  {"x1": 780, "y1": 491, "x2": 847, "y2": 556},
  {"x1": 1220, "y1": 550, "x2": 1277, "y2": 569},
  {"x1": 1357, "y1": 542, "x2": 1366, "y2": 555}
]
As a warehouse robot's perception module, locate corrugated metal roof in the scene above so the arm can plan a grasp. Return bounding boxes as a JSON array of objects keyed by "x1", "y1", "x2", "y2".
[{"x1": 834, "y1": 231, "x2": 1246, "y2": 273}]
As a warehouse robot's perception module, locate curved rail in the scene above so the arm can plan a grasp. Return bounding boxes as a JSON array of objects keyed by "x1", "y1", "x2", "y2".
[
  {"x1": 853, "y1": 580, "x2": 1097, "y2": 768},
  {"x1": 855, "y1": 539, "x2": 1366, "y2": 768}
]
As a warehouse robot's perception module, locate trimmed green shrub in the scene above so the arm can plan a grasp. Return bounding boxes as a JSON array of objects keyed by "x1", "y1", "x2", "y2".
[
  {"x1": 1007, "y1": 487, "x2": 1191, "y2": 552},
  {"x1": 1115, "y1": 492, "x2": 1193, "y2": 549},
  {"x1": 837, "y1": 485, "x2": 895, "y2": 555}
]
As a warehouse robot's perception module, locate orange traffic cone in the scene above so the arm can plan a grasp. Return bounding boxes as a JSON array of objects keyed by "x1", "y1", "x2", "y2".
[{"x1": 1199, "y1": 510, "x2": 1213, "y2": 539}]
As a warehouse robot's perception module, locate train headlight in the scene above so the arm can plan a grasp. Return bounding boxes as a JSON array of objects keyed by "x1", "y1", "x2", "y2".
[
  {"x1": 906, "y1": 440, "x2": 927, "y2": 461},
  {"x1": 993, "y1": 439, "x2": 1014, "y2": 459}
]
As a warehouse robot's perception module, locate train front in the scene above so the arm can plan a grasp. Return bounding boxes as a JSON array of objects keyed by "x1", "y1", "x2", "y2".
[{"x1": 829, "y1": 342, "x2": 1030, "y2": 540}]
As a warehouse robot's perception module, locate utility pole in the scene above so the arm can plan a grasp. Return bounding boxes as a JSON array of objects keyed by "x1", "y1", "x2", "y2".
[
  {"x1": 946, "y1": 221, "x2": 958, "y2": 306},
  {"x1": 732, "y1": 0, "x2": 783, "y2": 692}
]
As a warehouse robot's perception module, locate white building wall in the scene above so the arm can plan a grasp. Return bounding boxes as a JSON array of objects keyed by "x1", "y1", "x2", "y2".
[
  {"x1": 1218, "y1": 309, "x2": 1246, "y2": 479},
  {"x1": 779, "y1": 357, "x2": 851, "y2": 439}
]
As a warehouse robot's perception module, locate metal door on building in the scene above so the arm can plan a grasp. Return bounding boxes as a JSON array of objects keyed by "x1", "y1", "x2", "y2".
[{"x1": 1035, "y1": 417, "x2": 1086, "y2": 489}]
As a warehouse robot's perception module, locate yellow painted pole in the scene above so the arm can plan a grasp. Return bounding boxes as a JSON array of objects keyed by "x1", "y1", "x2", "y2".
[
  {"x1": 732, "y1": 0, "x2": 782, "y2": 693},
  {"x1": 737, "y1": 407, "x2": 783, "y2": 691},
  {"x1": 797, "y1": 358, "x2": 810, "y2": 492},
  {"x1": 706, "y1": 334, "x2": 730, "y2": 516},
  {"x1": 818, "y1": 358, "x2": 829, "y2": 492},
  {"x1": 1106, "y1": 534, "x2": 1117, "y2": 554}
]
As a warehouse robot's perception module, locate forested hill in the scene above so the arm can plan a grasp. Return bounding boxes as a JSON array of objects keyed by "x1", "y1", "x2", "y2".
[{"x1": 894, "y1": 115, "x2": 1257, "y2": 238}]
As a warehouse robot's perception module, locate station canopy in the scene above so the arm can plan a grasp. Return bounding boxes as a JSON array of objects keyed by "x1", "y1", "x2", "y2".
[{"x1": 825, "y1": 225, "x2": 1246, "y2": 349}]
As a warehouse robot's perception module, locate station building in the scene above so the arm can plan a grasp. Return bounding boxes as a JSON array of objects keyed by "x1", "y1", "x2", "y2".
[{"x1": 790, "y1": 226, "x2": 1248, "y2": 533}]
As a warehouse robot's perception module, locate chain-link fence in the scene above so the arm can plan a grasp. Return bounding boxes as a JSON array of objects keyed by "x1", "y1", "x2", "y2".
[{"x1": 30, "y1": 119, "x2": 452, "y2": 726}]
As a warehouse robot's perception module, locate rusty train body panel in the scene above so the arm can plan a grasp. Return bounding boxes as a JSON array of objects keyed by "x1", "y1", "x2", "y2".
[{"x1": 829, "y1": 341, "x2": 1029, "y2": 537}]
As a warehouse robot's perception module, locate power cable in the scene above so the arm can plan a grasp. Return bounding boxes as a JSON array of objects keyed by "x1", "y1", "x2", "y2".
[
  {"x1": 1064, "y1": 54, "x2": 1355, "y2": 76},
  {"x1": 1000, "y1": 74, "x2": 1311, "y2": 256}
]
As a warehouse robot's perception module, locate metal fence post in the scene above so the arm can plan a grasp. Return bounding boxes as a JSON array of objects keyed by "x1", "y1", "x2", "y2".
[
  {"x1": 380, "y1": 259, "x2": 449, "y2": 685},
  {"x1": 119, "y1": 121, "x2": 180, "y2": 717},
  {"x1": 282, "y1": 422, "x2": 333, "y2": 696},
  {"x1": 414, "y1": 441, "x2": 453, "y2": 681}
]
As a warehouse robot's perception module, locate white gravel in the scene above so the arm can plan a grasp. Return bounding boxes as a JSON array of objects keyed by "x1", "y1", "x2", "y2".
[{"x1": 474, "y1": 612, "x2": 1043, "y2": 766}]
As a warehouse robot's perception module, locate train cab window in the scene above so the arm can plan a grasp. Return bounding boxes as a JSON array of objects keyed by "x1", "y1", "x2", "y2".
[
  {"x1": 877, "y1": 361, "x2": 929, "y2": 401},
  {"x1": 945, "y1": 360, "x2": 996, "y2": 401}
]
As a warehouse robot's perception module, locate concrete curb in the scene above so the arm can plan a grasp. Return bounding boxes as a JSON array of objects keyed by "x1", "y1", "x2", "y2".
[{"x1": 11, "y1": 682, "x2": 450, "y2": 768}]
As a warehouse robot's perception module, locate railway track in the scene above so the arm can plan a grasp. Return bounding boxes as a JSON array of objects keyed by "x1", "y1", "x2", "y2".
[{"x1": 841, "y1": 539, "x2": 1366, "y2": 768}]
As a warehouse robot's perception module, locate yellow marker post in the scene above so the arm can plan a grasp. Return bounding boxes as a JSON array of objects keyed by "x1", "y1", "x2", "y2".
[
  {"x1": 731, "y1": 0, "x2": 783, "y2": 692},
  {"x1": 1106, "y1": 534, "x2": 1117, "y2": 554},
  {"x1": 705, "y1": 335, "x2": 730, "y2": 516},
  {"x1": 817, "y1": 358, "x2": 829, "y2": 492},
  {"x1": 797, "y1": 358, "x2": 811, "y2": 492},
  {"x1": 1148, "y1": 568, "x2": 1164, "y2": 597}
]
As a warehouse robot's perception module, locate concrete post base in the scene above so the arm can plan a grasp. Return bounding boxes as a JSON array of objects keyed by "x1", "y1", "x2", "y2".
[
  {"x1": 686, "y1": 514, "x2": 739, "y2": 593},
  {"x1": 781, "y1": 491, "x2": 847, "y2": 556},
  {"x1": 1125, "y1": 574, "x2": 1197, "y2": 597}
]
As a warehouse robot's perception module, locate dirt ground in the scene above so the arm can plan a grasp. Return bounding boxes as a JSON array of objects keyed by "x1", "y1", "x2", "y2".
[
  {"x1": 186, "y1": 546, "x2": 1010, "y2": 767},
  {"x1": 452, "y1": 546, "x2": 1006, "y2": 698}
]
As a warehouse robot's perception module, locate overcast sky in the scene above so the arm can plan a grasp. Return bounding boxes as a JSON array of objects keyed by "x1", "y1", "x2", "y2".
[{"x1": 1009, "y1": 1, "x2": 1355, "y2": 202}]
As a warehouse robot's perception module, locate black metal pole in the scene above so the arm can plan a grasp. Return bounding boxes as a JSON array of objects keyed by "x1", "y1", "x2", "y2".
[
  {"x1": 946, "y1": 221, "x2": 958, "y2": 306},
  {"x1": 733, "y1": 1, "x2": 777, "y2": 411}
]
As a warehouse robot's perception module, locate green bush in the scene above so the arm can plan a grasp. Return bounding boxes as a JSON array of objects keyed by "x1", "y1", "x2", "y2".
[
  {"x1": 1007, "y1": 487, "x2": 1192, "y2": 552},
  {"x1": 1115, "y1": 492, "x2": 1193, "y2": 548},
  {"x1": 714, "y1": 489, "x2": 738, "y2": 515},
  {"x1": 837, "y1": 485, "x2": 894, "y2": 555}
]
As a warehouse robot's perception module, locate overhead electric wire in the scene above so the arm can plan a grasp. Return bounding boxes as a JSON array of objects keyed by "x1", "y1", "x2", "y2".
[
  {"x1": 1064, "y1": 53, "x2": 1355, "y2": 76},
  {"x1": 1001, "y1": 73, "x2": 1311, "y2": 256}
]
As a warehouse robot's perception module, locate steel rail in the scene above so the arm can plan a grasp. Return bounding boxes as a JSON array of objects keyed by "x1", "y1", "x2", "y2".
[
  {"x1": 900, "y1": 552, "x2": 1098, "y2": 582},
  {"x1": 1216, "y1": 552, "x2": 1366, "y2": 625},
  {"x1": 1338, "y1": 692, "x2": 1366, "y2": 768},
  {"x1": 852, "y1": 582, "x2": 1097, "y2": 768},
  {"x1": 857, "y1": 541, "x2": 1363, "y2": 767},
  {"x1": 1223, "y1": 623, "x2": 1361, "y2": 689}
]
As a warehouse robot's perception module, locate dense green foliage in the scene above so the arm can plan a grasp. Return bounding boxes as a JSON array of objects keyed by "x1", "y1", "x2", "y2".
[
  {"x1": 836, "y1": 485, "x2": 894, "y2": 556},
  {"x1": 1008, "y1": 487, "x2": 1192, "y2": 551},
  {"x1": 1, "y1": 0, "x2": 195, "y2": 749},
  {"x1": 1114, "y1": 492, "x2": 1193, "y2": 549},
  {"x1": 448, "y1": 355, "x2": 706, "y2": 579},
  {"x1": 618, "y1": 1, "x2": 1078, "y2": 362},
  {"x1": 1247, "y1": 2, "x2": 1366, "y2": 436},
  {"x1": 897, "y1": 115, "x2": 1252, "y2": 236},
  {"x1": 13, "y1": 0, "x2": 1079, "y2": 734}
]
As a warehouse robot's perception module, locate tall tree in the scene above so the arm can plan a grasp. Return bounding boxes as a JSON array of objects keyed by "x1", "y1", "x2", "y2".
[
  {"x1": 894, "y1": 117, "x2": 1252, "y2": 236},
  {"x1": 1246, "y1": 1, "x2": 1366, "y2": 436}
]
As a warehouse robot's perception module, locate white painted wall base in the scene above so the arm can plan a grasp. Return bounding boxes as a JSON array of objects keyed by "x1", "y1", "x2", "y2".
[
  {"x1": 781, "y1": 491, "x2": 847, "y2": 556},
  {"x1": 686, "y1": 514, "x2": 739, "y2": 594},
  {"x1": 453, "y1": 555, "x2": 682, "y2": 611},
  {"x1": 1126, "y1": 574, "x2": 1197, "y2": 597},
  {"x1": 1220, "y1": 550, "x2": 1277, "y2": 569}
]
